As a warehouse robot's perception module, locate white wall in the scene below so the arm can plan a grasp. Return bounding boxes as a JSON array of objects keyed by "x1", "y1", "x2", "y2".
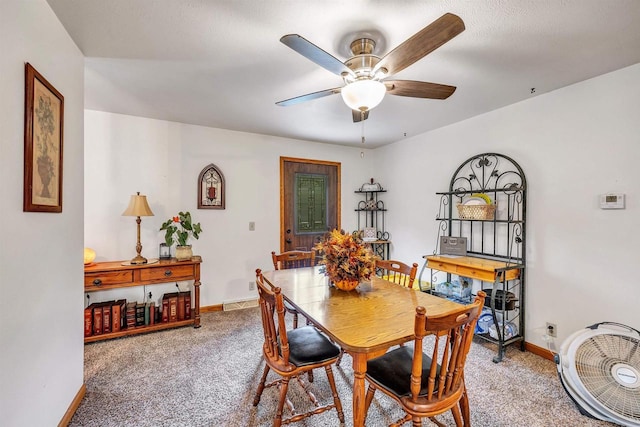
[
  {"x1": 1, "y1": 2, "x2": 634, "y2": 423},
  {"x1": 373, "y1": 63, "x2": 640, "y2": 349},
  {"x1": 0, "y1": 0, "x2": 85, "y2": 425},
  {"x1": 84, "y1": 111, "x2": 373, "y2": 305},
  {"x1": 85, "y1": 64, "x2": 639, "y2": 353}
]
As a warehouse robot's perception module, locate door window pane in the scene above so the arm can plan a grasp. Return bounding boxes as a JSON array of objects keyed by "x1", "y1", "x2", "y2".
[{"x1": 295, "y1": 173, "x2": 327, "y2": 234}]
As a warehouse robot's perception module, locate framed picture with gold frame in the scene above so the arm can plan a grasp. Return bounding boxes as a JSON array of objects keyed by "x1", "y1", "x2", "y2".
[
  {"x1": 23, "y1": 63, "x2": 64, "y2": 213},
  {"x1": 198, "y1": 163, "x2": 225, "y2": 209}
]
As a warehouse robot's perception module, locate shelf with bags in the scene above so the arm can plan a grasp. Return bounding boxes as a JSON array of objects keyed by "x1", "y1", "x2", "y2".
[
  {"x1": 474, "y1": 286, "x2": 523, "y2": 350},
  {"x1": 424, "y1": 257, "x2": 525, "y2": 362}
]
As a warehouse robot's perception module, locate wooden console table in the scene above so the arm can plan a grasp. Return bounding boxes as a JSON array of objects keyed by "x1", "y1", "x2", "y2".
[{"x1": 84, "y1": 258, "x2": 201, "y2": 343}]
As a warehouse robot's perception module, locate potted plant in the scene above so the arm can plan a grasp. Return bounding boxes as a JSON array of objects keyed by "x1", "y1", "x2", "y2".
[
  {"x1": 159, "y1": 211, "x2": 203, "y2": 261},
  {"x1": 314, "y1": 229, "x2": 378, "y2": 290}
]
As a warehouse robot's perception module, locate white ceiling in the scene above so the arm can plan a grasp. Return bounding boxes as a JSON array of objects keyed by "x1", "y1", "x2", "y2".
[{"x1": 46, "y1": 0, "x2": 640, "y2": 148}]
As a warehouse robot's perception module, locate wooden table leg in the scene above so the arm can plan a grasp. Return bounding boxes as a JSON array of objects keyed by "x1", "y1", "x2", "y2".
[
  {"x1": 193, "y1": 278, "x2": 201, "y2": 328},
  {"x1": 193, "y1": 262, "x2": 201, "y2": 328},
  {"x1": 352, "y1": 352, "x2": 367, "y2": 427}
]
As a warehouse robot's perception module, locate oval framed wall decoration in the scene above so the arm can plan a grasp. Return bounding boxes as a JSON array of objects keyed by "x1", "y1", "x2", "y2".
[{"x1": 198, "y1": 163, "x2": 225, "y2": 209}]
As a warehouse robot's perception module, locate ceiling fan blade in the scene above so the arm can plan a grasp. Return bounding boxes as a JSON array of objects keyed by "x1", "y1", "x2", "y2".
[
  {"x1": 384, "y1": 80, "x2": 456, "y2": 99},
  {"x1": 374, "y1": 13, "x2": 465, "y2": 77},
  {"x1": 276, "y1": 87, "x2": 342, "y2": 107},
  {"x1": 280, "y1": 34, "x2": 354, "y2": 77},
  {"x1": 352, "y1": 109, "x2": 369, "y2": 122}
]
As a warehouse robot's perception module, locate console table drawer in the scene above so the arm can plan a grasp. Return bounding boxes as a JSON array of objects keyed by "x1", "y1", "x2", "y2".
[
  {"x1": 427, "y1": 260, "x2": 495, "y2": 281},
  {"x1": 85, "y1": 271, "x2": 134, "y2": 289},
  {"x1": 453, "y1": 265, "x2": 496, "y2": 282},
  {"x1": 426, "y1": 256, "x2": 521, "y2": 282},
  {"x1": 140, "y1": 264, "x2": 195, "y2": 281}
]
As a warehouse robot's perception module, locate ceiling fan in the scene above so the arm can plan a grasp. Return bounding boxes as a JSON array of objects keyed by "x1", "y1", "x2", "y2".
[{"x1": 276, "y1": 13, "x2": 465, "y2": 122}]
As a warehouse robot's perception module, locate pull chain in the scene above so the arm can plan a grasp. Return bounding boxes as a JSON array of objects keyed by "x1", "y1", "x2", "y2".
[{"x1": 361, "y1": 110, "x2": 366, "y2": 144}]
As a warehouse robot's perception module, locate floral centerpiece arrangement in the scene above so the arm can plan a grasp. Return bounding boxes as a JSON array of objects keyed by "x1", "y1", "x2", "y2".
[
  {"x1": 160, "y1": 211, "x2": 203, "y2": 260},
  {"x1": 314, "y1": 229, "x2": 378, "y2": 290}
]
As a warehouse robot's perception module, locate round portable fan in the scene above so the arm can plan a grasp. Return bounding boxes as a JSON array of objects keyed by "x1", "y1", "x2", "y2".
[{"x1": 555, "y1": 322, "x2": 640, "y2": 426}]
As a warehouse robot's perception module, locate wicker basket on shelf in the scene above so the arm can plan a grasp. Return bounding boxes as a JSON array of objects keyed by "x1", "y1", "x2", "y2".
[{"x1": 456, "y1": 204, "x2": 496, "y2": 220}]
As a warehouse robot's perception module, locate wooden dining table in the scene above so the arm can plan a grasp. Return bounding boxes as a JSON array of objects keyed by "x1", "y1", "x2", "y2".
[{"x1": 261, "y1": 266, "x2": 464, "y2": 427}]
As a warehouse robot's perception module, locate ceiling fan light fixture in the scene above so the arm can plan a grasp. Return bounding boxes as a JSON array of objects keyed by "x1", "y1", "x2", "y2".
[{"x1": 341, "y1": 79, "x2": 386, "y2": 112}]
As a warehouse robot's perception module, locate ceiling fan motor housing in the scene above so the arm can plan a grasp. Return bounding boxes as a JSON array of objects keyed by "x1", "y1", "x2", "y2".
[{"x1": 343, "y1": 38, "x2": 384, "y2": 84}]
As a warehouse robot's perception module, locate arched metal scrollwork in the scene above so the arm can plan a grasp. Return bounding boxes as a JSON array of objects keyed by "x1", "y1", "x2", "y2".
[{"x1": 440, "y1": 152, "x2": 526, "y2": 263}]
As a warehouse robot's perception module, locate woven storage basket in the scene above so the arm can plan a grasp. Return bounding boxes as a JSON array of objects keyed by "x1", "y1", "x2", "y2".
[{"x1": 456, "y1": 204, "x2": 496, "y2": 220}]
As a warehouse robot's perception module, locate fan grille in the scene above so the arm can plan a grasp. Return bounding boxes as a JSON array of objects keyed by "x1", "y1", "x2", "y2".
[{"x1": 575, "y1": 333, "x2": 640, "y2": 422}]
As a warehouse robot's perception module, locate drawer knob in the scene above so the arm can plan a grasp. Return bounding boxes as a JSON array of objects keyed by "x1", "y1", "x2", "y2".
[
  {"x1": 93, "y1": 279, "x2": 102, "y2": 286},
  {"x1": 164, "y1": 270, "x2": 173, "y2": 277}
]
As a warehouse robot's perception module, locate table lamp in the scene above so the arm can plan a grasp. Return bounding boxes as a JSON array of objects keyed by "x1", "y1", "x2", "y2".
[
  {"x1": 84, "y1": 247, "x2": 96, "y2": 265},
  {"x1": 122, "y1": 192, "x2": 154, "y2": 264}
]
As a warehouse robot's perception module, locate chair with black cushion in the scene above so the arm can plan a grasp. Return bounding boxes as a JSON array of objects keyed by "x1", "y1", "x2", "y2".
[
  {"x1": 253, "y1": 269, "x2": 345, "y2": 427},
  {"x1": 271, "y1": 250, "x2": 316, "y2": 328},
  {"x1": 376, "y1": 259, "x2": 419, "y2": 289},
  {"x1": 271, "y1": 250, "x2": 318, "y2": 380},
  {"x1": 364, "y1": 291, "x2": 486, "y2": 427}
]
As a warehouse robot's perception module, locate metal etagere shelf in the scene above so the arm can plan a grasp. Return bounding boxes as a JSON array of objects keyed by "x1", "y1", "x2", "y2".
[
  {"x1": 419, "y1": 152, "x2": 527, "y2": 362},
  {"x1": 355, "y1": 180, "x2": 390, "y2": 261}
]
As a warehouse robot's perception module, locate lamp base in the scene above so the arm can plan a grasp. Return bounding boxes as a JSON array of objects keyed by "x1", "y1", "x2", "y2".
[{"x1": 130, "y1": 255, "x2": 148, "y2": 265}]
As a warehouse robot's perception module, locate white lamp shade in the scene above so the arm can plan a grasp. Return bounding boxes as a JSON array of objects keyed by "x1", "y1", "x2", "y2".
[{"x1": 341, "y1": 80, "x2": 386, "y2": 111}]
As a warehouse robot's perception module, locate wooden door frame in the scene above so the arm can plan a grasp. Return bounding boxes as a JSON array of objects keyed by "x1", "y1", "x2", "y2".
[{"x1": 279, "y1": 157, "x2": 341, "y2": 252}]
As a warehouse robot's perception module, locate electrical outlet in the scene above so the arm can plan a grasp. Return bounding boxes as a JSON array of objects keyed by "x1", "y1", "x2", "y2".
[
  {"x1": 249, "y1": 281, "x2": 256, "y2": 291},
  {"x1": 546, "y1": 322, "x2": 557, "y2": 338},
  {"x1": 249, "y1": 221, "x2": 255, "y2": 231}
]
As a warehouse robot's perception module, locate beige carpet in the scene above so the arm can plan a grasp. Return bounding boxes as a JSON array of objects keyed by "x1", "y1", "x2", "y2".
[{"x1": 71, "y1": 308, "x2": 615, "y2": 426}]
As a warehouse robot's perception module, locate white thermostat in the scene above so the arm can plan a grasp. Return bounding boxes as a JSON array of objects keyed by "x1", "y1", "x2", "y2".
[{"x1": 600, "y1": 193, "x2": 625, "y2": 209}]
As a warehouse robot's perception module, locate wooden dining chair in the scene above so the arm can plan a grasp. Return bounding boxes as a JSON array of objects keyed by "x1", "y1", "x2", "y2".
[
  {"x1": 271, "y1": 250, "x2": 316, "y2": 270},
  {"x1": 376, "y1": 259, "x2": 419, "y2": 289},
  {"x1": 253, "y1": 269, "x2": 345, "y2": 427},
  {"x1": 271, "y1": 250, "x2": 316, "y2": 329},
  {"x1": 363, "y1": 291, "x2": 486, "y2": 427}
]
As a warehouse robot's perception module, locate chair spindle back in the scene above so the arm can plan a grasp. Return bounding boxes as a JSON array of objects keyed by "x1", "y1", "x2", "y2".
[
  {"x1": 411, "y1": 291, "x2": 485, "y2": 403},
  {"x1": 375, "y1": 259, "x2": 418, "y2": 288},
  {"x1": 255, "y1": 269, "x2": 291, "y2": 369},
  {"x1": 272, "y1": 250, "x2": 316, "y2": 270}
]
